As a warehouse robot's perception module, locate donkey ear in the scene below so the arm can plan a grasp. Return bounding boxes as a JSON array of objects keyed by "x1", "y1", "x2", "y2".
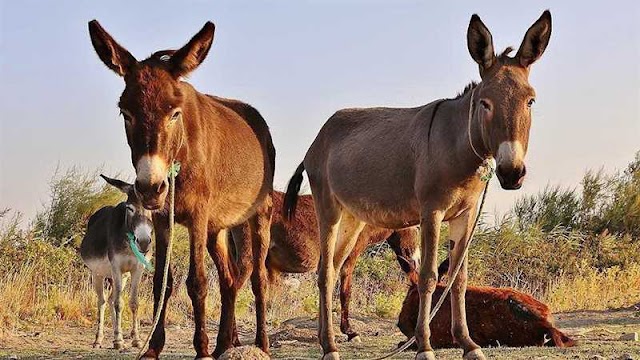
[
  {"x1": 516, "y1": 10, "x2": 552, "y2": 68},
  {"x1": 169, "y1": 22, "x2": 215, "y2": 77},
  {"x1": 467, "y1": 14, "x2": 496, "y2": 74},
  {"x1": 88, "y1": 20, "x2": 137, "y2": 77},
  {"x1": 100, "y1": 174, "x2": 133, "y2": 194}
]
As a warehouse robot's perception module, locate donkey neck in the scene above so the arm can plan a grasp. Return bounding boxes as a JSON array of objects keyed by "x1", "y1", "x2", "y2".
[
  {"x1": 172, "y1": 83, "x2": 221, "y2": 174},
  {"x1": 111, "y1": 202, "x2": 130, "y2": 248},
  {"x1": 431, "y1": 87, "x2": 490, "y2": 179}
]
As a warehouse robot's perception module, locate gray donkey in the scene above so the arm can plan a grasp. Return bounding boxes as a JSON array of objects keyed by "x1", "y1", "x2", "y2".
[{"x1": 80, "y1": 175, "x2": 153, "y2": 349}]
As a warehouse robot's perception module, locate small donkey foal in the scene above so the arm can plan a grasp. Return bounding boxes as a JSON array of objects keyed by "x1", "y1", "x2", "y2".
[{"x1": 80, "y1": 175, "x2": 153, "y2": 349}]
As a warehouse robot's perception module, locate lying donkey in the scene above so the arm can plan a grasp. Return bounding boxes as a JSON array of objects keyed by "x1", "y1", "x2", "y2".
[
  {"x1": 396, "y1": 258, "x2": 576, "y2": 349},
  {"x1": 234, "y1": 191, "x2": 419, "y2": 342},
  {"x1": 80, "y1": 175, "x2": 153, "y2": 349}
]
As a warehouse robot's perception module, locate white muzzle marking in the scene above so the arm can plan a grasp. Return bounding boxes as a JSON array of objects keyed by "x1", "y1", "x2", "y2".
[
  {"x1": 136, "y1": 155, "x2": 168, "y2": 188},
  {"x1": 496, "y1": 141, "x2": 524, "y2": 168},
  {"x1": 134, "y1": 223, "x2": 153, "y2": 242}
]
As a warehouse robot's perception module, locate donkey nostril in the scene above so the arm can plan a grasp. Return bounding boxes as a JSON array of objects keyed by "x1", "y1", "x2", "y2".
[
  {"x1": 496, "y1": 164, "x2": 506, "y2": 176},
  {"x1": 520, "y1": 165, "x2": 527, "y2": 178},
  {"x1": 156, "y1": 181, "x2": 168, "y2": 194}
]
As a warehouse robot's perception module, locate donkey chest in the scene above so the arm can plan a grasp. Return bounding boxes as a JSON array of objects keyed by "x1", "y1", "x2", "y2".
[
  {"x1": 175, "y1": 174, "x2": 264, "y2": 228},
  {"x1": 441, "y1": 183, "x2": 485, "y2": 221}
]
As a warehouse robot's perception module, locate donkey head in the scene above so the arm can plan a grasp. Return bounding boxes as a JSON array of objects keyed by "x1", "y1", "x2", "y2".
[
  {"x1": 467, "y1": 11, "x2": 552, "y2": 189},
  {"x1": 101, "y1": 175, "x2": 153, "y2": 254},
  {"x1": 89, "y1": 21, "x2": 216, "y2": 209}
]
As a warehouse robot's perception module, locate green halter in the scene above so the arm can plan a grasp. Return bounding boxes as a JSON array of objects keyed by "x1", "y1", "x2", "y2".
[{"x1": 127, "y1": 232, "x2": 153, "y2": 271}]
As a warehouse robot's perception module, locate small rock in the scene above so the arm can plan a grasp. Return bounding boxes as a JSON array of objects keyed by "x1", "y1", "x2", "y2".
[
  {"x1": 620, "y1": 332, "x2": 639, "y2": 341},
  {"x1": 218, "y1": 346, "x2": 270, "y2": 360},
  {"x1": 618, "y1": 353, "x2": 633, "y2": 360},
  {"x1": 7, "y1": 355, "x2": 18, "y2": 360}
]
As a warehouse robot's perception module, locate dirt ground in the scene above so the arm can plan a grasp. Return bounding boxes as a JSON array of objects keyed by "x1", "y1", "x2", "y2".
[{"x1": 2, "y1": 309, "x2": 639, "y2": 359}]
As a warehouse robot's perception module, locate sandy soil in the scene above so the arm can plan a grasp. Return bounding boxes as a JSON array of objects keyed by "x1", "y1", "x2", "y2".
[{"x1": 1, "y1": 309, "x2": 639, "y2": 359}]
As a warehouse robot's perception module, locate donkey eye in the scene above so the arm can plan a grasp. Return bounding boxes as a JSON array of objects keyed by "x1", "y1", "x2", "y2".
[
  {"x1": 120, "y1": 111, "x2": 133, "y2": 124},
  {"x1": 126, "y1": 205, "x2": 135, "y2": 213},
  {"x1": 479, "y1": 99, "x2": 491, "y2": 111},
  {"x1": 170, "y1": 111, "x2": 182, "y2": 122},
  {"x1": 527, "y1": 98, "x2": 536, "y2": 108}
]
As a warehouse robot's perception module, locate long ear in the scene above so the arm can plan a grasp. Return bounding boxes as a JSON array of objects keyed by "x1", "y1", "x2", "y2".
[
  {"x1": 88, "y1": 20, "x2": 137, "y2": 77},
  {"x1": 516, "y1": 10, "x2": 552, "y2": 68},
  {"x1": 169, "y1": 22, "x2": 215, "y2": 77},
  {"x1": 467, "y1": 14, "x2": 496, "y2": 74},
  {"x1": 100, "y1": 174, "x2": 133, "y2": 194}
]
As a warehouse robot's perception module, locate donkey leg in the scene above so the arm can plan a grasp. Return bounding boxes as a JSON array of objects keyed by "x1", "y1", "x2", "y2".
[
  {"x1": 314, "y1": 192, "x2": 342, "y2": 360},
  {"x1": 248, "y1": 195, "x2": 273, "y2": 353},
  {"x1": 339, "y1": 243, "x2": 364, "y2": 342},
  {"x1": 209, "y1": 229, "x2": 239, "y2": 358},
  {"x1": 449, "y1": 211, "x2": 485, "y2": 360},
  {"x1": 142, "y1": 213, "x2": 174, "y2": 360},
  {"x1": 415, "y1": 210, "x2": 444, "y2": 360},
  {"x1": 230, "y1": 223, "x2": 253, "y2": 289},
  {"x1": 228, "y1": 224, "x2": 252, "y2": 347},
  {"x1": 110, "y1": 268, "x2": 126, "y2": 350},
  {"x1": 129, "y1": 266, "x2": 144, "y2": 348},
  {"x1": 186, "y1": 215, "x2": 212, "y2": 359},
  {"x1": 92, "y1": 275, "x2": 106, "y2": 348}
]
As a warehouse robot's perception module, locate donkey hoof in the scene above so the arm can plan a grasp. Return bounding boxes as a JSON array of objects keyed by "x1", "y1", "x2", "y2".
[
  {"x1": 322, "y1": 352, "x2": 340, "y2": 360},
  {"x1": 92, "y1": 341, "x2": 102, "y2": 348},
  {"x1": 132, "y1": 339, "x2": 141, "y2": 348},
  {"x1": 463, "y1": 349, "x2": 486, "y2": 360},
  {"x1": 113, "y1": 340, "x2": 124, "y2": 350},
  {"x1": 416, "y1": 351, "x2": 436, "y2": 360},
  {"x1": 140, "y1": 349, "x2": 159, "y2": 360}
]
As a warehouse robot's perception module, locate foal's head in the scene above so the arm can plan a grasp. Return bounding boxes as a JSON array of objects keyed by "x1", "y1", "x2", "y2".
[
  {"x1": 466, "y1": 11, "x2": 552, "y2": 189},
  {"x1": 89, "y1": 21, "x2": 216, "y2": 209},
  {"x1": 101, "y1": 175, "x2": 153, "y2": 254}
]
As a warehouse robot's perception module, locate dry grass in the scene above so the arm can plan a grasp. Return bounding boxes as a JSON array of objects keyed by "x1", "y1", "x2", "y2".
[
  {"x1": 4, "y1": 255, "x2": 640, "y2": 335},
  {"x1": 544, "y1": 264, "x2": 640, "y2": 312}
]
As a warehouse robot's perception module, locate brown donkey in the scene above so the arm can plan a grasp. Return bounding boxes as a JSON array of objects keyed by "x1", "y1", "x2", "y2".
[
  {"x1": 88, "y1": 21, "x2": 275, "y2": 359},
  {"x1": 397, "y1": 260, "x2": 576, "y2": 349},
  {"x1": 235, "y1": 191, "x2": 419, "y2": 341},
  {"x1": 283, "y1": 11, "x2": 551, "y2": 360}
]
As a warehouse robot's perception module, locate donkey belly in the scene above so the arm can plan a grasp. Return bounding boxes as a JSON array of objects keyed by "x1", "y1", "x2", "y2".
[
  {"x1": 84, "y1": 256, "x2": 113, "y2": 278},
  {"x1": 325, "y1": 148, "x2": 421, "y2": 229},
  {"x1": 306, "y1": 107, "x2": 425, "y2": 229}
]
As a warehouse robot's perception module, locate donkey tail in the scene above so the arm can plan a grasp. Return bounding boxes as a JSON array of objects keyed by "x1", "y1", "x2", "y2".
[{"x1": 283, "y1": 162, "x2": 305, "y2": 221}]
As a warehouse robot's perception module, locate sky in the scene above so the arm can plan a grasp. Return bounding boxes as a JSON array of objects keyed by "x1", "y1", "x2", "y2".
[{"x1": 1, "y1": 1, "x2": 639, "y2": 223}]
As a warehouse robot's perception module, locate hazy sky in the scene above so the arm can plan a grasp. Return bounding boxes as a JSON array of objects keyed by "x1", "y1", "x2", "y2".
[{"x1": 1, "y1": 1, "x2": 639, "y2": 222}]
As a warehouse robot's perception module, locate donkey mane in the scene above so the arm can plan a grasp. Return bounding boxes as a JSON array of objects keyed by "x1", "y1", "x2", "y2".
[{"x1": 453, "y1": 81, "x2": 478, "y2": 100}]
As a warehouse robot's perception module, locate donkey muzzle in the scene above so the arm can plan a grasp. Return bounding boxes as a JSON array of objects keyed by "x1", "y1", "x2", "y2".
[
  {"x1": 134, "y1": 179, "x2": 168, "y2": 210},
  {"x1": 496, "y1": 163, "x2": 526, "y2": 190},
  {"x1": 134, "y1": 154, "x2": 169, "y2": 210},
  {"x1": 136, "y1": 238, "x2": 152, "y2": 254}
]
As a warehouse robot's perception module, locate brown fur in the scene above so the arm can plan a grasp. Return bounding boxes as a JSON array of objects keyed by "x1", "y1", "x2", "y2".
[
  {"x1": 236, "y1": 191, "x2": 419, "y2": 340},
  {"x1": 88, "y1": 21, "x2": 275, "y2": 359},
  {"x1": 283, "y1": 11, "x2": 552, "y2": 359},
  {"x1": 397, "y1": 274, "x2": 576, "y2": 349}
]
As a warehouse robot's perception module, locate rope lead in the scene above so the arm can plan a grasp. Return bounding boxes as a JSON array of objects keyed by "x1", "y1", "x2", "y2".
[{"x1": 136, "y1": 161, "x2": 180, "y2": 360}]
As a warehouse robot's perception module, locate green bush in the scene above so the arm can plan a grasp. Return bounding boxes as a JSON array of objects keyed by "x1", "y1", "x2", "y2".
[{"x1": 32, "y1": 166, "x2": 123, "y2": 247}]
